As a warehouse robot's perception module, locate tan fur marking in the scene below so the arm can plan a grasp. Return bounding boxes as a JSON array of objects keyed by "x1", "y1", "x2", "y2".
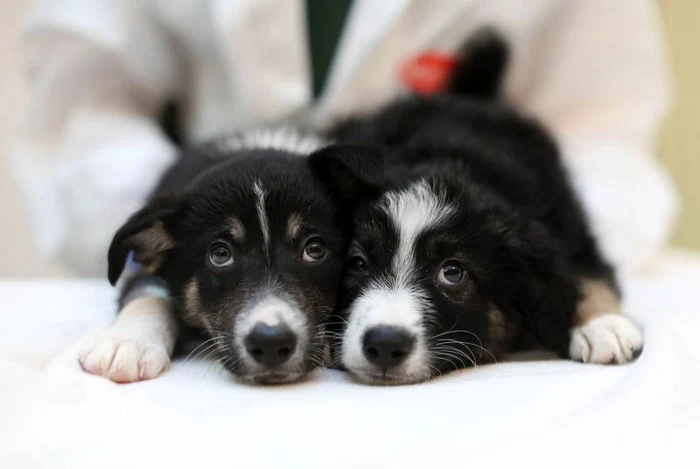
[
  {"x1": 229, "y1": 216, "x2": 245, "y2": 242},
  {"x1": 184, "y1": 278, "x2": 203, "y2": 328},
  {"x1": 286, "y1": 213, "x2": 303, "y2": 240},
  {"x1": 130, "y1": 223, "x2": 175, "y2": 267},
  {"x1": 487, "y1": 304, "x2": 509, "y2": 357},
  {"x1": 184, "y1": 278, "x2": 216, "y2": 333},
  {"x1": 143, "y1": 254, "x2": 167, "y2": 273},
  {"x1": 575, "y1": 279, "x2": 621, "y2": 327}
]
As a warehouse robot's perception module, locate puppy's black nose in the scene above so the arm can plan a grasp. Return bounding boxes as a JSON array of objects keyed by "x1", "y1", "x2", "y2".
[
  {"x1": 363, "y1": 326, "x2": 415, "y2": 371},
  {"x1": 244, "y1": 323, "x2": 297, "y2": 368}
]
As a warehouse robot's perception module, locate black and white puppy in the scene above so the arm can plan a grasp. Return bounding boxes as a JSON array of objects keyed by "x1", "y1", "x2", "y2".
[
  {"x1": 79, "y1": 129, "x2": 380, "y2": 384},
  {"x1": 324, "y1": 32, "x2": 644, "y2": 385}
]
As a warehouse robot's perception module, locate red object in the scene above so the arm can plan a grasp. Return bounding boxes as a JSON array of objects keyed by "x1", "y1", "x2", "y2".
[{"x1": 399, "y1": 52, "x2": 458, "y2": 96}]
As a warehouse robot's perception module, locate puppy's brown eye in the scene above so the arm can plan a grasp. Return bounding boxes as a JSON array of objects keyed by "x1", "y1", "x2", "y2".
[
  {"x1": 208, "y1": 242, "x2": 234, "y2": 268},
  {"x1": 438, "y1": 262, "x2": 465, "y2": 285},
  {"x1": 302, "y1": 237, "x2": 326, "y2": 262}
]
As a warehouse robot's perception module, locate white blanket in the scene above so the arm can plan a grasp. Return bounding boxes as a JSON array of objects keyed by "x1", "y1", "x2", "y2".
[{"x1": 2, "y1": 250, "x2": 699, "y2": 469}]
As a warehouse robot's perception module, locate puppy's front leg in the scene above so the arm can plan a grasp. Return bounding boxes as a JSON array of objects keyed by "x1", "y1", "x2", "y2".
[{"x1": 80, "y1": 275, "x2": 178, "y2": 383}]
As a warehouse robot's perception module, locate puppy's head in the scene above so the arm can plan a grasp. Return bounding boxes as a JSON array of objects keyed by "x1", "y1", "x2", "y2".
[
  {"x1": 108, "y1": 141, "x2": 383, "y2": 384},
  {"x1": 329, "y1": 168, "x2": 557, "y2": 385}
]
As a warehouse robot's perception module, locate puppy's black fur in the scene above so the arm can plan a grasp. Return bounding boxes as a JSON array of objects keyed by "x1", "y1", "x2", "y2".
[{"x1": 323, "y1": 30, "x2": 626, "y2": 384}]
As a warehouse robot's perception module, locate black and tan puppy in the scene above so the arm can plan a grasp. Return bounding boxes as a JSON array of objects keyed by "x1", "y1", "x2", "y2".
[
  {"x1": 79, "y1": 129, "x2": 380, "y2": 384},
  {"x1": 324, "y1": 31, "x2": 643, "y2": 385}
]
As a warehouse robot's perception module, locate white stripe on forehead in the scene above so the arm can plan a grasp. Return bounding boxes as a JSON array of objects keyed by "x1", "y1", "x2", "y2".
[
  {"x1": 253, "y1": 180, "x2": 271, "y2": 262},
  {"x1": 380, "y1": 179, "x2": 455, "y2": 287}
]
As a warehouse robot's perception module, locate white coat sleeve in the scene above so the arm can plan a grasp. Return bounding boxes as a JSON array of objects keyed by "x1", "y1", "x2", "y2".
[
  {"x1": 515, "y1": 0, "x2": 677, "y2": 275},
  {"x1": 9, "y1": 0, "x2": 180, "y2": 276}
]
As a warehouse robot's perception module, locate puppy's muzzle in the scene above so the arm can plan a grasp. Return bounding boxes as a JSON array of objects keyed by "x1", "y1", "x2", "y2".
[{"x1": 244, "y1": 322, "x2": 297, "y2": 368}]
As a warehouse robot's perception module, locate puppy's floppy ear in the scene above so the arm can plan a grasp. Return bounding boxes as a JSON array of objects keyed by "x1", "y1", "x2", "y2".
[
  {"x1": 107, "y1": 197, "x2": 181, "y2": 285},
  {"x1": 308, "y1": 144, "x2": 385, "y2": 201}
]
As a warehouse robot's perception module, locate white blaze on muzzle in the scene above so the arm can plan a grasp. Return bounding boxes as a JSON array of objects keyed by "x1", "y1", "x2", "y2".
[
  {"x1": 235, "y1": 295, "x2": 308, "y2": 367},
  {"x1": 341, "y1": 285, "x2": 428, "y2": 373}
]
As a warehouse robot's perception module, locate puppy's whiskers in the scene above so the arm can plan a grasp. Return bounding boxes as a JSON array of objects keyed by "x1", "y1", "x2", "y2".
[
  {"x1": 182, "y1": 336, "x2": 224, "y2": 367},
  {"x1": 427, "y1": 363, "x2": 443, "y2": 378},
  {"x1": 434, "y1": 338, "x2": 478, "y2": 364},
  {"x1": 430, "y1": 328, "x2": 484, "y2": 347},
  {"x1": 429, "y1": 328, "x2": 497, "y2": 362},
  {"x1": 430, "y1": 348, "x2": 466, "y2": 370}
]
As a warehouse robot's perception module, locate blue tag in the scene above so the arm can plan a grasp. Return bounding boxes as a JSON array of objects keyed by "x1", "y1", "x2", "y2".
[{"x1": 124, "y1": 250, "x2": 142, "y2": 274}]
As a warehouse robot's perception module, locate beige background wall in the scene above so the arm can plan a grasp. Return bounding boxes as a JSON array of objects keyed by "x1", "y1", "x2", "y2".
[
  {"x1": 660, "y1": 0, "x2": 700, "y2": 249},
  {"x1": 0, "y1": 1, "x2": 697, "y2": 278}
]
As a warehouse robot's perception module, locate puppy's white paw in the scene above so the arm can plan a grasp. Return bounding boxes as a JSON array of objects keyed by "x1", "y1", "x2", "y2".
[
  {"x1": 569, "y1": 314, "x2": 643, "y2": 364},
  {"x1": 79, "y1": 330, "x2": 170, "y2": 383}
]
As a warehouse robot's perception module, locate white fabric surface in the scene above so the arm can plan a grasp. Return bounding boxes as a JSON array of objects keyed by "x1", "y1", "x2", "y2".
[{"x1": 1, "y1": 250, "x2": 699, "y2": 468}]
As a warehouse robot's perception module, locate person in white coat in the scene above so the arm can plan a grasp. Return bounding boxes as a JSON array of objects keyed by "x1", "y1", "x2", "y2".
[{"x1": 9, "y1": 0, "x2": 677, "y2": 278}]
